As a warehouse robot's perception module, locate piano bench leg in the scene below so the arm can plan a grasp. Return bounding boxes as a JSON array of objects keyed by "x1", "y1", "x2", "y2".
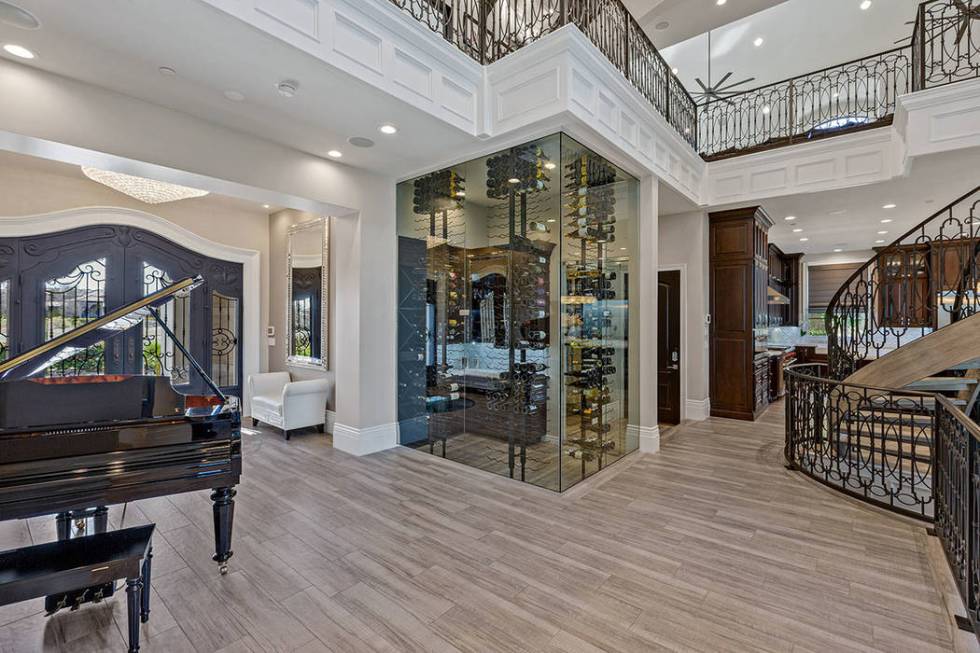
[
  {"x1": 251, "y1": 418, "x2": 259, "y2": 428},
  {"x1": 126, "y1": 577, "x2": 141, "y2": 653},
  {"x1": 211, "y1": 487, "x2": 236, "y2": 575},
  {"x1": 140, "y1": 547, "x2": 152, "y2": 623}
]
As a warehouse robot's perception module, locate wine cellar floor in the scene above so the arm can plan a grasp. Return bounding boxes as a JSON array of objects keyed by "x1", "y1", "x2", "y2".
[
  {"x1": 406, "y1": 419, "x2": 634, "y2": 491},
  {"x1": 0, "y1": 404, "x2": 962, "y2": 652}
]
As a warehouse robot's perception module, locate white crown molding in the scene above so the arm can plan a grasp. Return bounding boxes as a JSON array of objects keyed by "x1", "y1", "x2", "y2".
[{"x1": 0, "y1": 206, "x2": 262, "y2": 414}]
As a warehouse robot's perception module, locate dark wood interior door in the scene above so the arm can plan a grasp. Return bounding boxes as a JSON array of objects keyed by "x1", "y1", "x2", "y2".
[{"x1": 658, "y1": 270, "x2": 681, "y2": 425}]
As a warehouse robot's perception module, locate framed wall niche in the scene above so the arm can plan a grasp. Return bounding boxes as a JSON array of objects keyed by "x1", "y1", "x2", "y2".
[
  {"x1": 286, "y1": 217, "x2": 329, "y2": 370},
  {"x1": 396, "y1": 133, "x2": 640, "y2": 491}
]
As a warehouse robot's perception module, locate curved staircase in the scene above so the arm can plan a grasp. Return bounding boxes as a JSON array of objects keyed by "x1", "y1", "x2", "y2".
[{"x1": 785, "y1": 185, "x2": 980, "y2": 640}]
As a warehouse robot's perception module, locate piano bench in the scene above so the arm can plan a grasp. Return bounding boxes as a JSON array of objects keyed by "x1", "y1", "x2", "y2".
[{"x1": 0, "y1": 524, "x2": 155, "y2": 653}]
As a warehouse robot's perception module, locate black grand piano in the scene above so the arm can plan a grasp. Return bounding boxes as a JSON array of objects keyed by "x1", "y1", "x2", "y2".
[{"x1": 0, "y1": 276, "x2": 241, "y2": 596}]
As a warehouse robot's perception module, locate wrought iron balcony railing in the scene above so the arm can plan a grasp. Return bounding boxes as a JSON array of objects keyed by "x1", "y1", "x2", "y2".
[
  {"x1": 699, "y1": 48, "x2": 913, "y2": 159},
  {"x1": 392, "y1": 0, "x2": 980, "y2": 159},
  {"x1": 389, "y1": 0, "x2": 699, "y2": 148}
]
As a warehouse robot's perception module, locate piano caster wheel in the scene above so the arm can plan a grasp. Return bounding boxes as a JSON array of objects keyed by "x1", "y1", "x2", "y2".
[{"x1": 219, "y1": 564, "x2": 229, "y2": 575}]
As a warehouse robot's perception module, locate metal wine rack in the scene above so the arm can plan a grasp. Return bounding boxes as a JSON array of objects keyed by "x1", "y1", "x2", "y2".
[{"x1": 563, "y1": 153, "x2": 618, "y2": 472}]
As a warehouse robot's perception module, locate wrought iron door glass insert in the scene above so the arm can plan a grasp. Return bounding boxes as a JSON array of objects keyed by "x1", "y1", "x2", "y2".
[
  {"x1": 44, "y1": 258, "x2": 107, "y2": 376},
  {"x1": 0, "y1": 279, "x2": 8, "y2": 362}
]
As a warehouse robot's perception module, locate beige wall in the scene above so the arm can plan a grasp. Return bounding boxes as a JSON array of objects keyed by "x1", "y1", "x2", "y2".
[
  {"x1": 0, "y1": 154, "x2": 271, "y2": 373},
  {"x1": 659, "y1": 209, "x2": 710, "y2": 408}
]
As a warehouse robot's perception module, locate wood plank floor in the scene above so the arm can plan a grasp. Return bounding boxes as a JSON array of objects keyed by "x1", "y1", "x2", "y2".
[{"x1": 0, "y1": 403, "x2": 966, "y2": 652}]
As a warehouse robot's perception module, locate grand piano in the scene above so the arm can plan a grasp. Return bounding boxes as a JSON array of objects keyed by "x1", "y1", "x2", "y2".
[{"x1": 0, "y1": 276, "x2": 241, "y2": 599}]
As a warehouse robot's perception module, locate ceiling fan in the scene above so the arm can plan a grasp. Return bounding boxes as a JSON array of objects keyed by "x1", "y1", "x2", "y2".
[{"x1": 691, "y1": 32, "x2": 756, "y2": 106}]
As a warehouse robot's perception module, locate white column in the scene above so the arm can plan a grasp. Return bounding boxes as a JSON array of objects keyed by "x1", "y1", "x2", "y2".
[
  {"x1": 636, "y1": 175, "x2": 660, "y2": 453},
  {"x1": 331, "y1": 184, "x2": 400, "y2": 456}
]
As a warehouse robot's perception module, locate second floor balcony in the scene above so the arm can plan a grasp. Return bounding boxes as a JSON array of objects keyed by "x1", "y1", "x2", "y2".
[{"x1": 391, "y1": 0, "x2": 980, "y2": 160}]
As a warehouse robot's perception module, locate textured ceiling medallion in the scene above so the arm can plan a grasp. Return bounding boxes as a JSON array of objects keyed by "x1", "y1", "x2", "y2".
[{"x1": 81, "y1": 167, "x2": 210, "y2": 204}]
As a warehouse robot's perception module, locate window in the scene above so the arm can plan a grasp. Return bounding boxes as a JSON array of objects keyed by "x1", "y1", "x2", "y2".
[
  {"x1": 142, "y1": 263, "x2": 191, "y2": 384},
  {"x1": 44, "y1": 258, "x2": 106, "y2": 376}
]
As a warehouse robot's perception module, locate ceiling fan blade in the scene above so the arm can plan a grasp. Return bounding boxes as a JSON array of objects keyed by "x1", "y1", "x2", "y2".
[
  {"x1": 716, "y1": 71, "x2": 733, "y2": 86},
  {"x1": 695, "y1": 79, "x2": 710, "y2": 93},
  {"x1": 719, "y1": 77, "x2": 756, "y2": 91}
]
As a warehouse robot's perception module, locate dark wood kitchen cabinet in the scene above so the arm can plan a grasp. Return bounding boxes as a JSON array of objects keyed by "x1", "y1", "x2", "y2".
[{"x1": 709, "y1": 206, "x2": 774, "y2": 421}]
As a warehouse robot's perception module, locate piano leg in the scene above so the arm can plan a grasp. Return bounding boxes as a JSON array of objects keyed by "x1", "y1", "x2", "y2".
[{"x1": 210, "y1": 487, "x2": 236, "y2": 575}]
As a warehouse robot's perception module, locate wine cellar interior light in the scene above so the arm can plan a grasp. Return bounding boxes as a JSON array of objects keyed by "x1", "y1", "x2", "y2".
[
  {"x1": 81, "y1": 167, "x2": 210, "y2": 205},
  {"x1": 395, "y1": 133, "x2": 639, "y2": 492}
]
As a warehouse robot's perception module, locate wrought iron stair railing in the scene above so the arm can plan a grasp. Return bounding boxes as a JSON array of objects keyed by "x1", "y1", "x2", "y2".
[
  {"x1": 826, "y1": 186, "x2": 980, "y2": 380},
  {"x1": 391, "y1": 0, "x2": 980, "y2": 160}
]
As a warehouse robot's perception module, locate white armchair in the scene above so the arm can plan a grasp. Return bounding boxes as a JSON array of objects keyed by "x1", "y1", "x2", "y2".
[{"x1": 248, "y1": 372, "x2": 332, "y2": 440}]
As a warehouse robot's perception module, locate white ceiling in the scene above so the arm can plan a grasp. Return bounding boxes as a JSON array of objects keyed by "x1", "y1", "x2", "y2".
[
  {"x1": 738, "y1": 149, "x2": 980, "y2": 257},
  {"x1": 626, "y1": 0, "x2": 790, "y2": 49},
  {"x1": 0, "y1": 0, "x2": 477, "y2": 176},
  {"x1": 661, "y1": 0, "x2": 921, "y2": 97}
]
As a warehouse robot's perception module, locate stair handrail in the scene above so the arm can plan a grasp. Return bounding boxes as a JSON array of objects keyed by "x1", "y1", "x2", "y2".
[{"x1": 825, "y1": 185, "x2": 980, "y2": 379}]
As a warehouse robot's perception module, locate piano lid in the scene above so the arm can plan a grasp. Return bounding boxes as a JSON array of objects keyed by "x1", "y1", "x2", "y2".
[{"x1": 0, "y1": 276, "x2": 212, "y2": 386}]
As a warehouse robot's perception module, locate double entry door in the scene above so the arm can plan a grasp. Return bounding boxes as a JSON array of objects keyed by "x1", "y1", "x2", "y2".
[{"x1": 0, "y1": 225, "x2": 243, "y2": 397}]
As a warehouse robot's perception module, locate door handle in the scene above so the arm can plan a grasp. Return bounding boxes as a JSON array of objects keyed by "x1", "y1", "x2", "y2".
[{"x1": 668, "y1": 364, "x2": 680, "y2": 371}]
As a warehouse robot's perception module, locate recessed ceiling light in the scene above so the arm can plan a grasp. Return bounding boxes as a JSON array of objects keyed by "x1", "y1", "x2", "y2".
[
  {"x1": 3, "y1": 43, "x2": 34, "y2": 59},
  {"x1": 860, "y1": 0, "x2": 872, "y2": 10},
  {"x1": 0, "y1": 2, "x2": 40, "y2": 30},
  {"x1": 785, "y1": 216, "x2": 797, "y2": 221},
  {"x1": 223, "y1": 90, "x2": 245, "y2": 102},
  {"x1": 876, "y1": 239, "x2": 886, "y2": 244},
  {"x1": 753, "y1": 37, "x2": 765, "y2": 47},
  {"x1": 882, "y1": 203, "x2": 896, "y2": 209},
  {"x1": 881, "y1": 218, "x2": 893, "y2": 223},
  {"x1": 277, "y1": 80, "x2": 298, "y2": 98},
  {"x1": 833, "y1": 248, "x2": 844, "y2": 252},
  {"x1": 792, "y1": 228, "x2": 803, "y2": 233},
  {"x1": 379, "y1": 124, "x2": 398, "y2": 135},
  {"x1": 327, "y1": 150, "x2": 342, "y2": 158},
  {"x1": 262, "y1": 204, "x2": 271, "y2": 209},
  {"x1": 544, "y1": 162, "x2": 557, "y2": 170},
  {"x1": 877, "y1": 230, "x2": 889, "y2": 235},
  {"x1": 655, "y1": 21, "x2": 670, "y2": 30},
  {"x1": 158, "y1": 66, "x2": 176, "y2": 77},
  {"x1": 348, "y1": 136, "x2": 375, "y2": 148},
  {"x1": 717, "y1": 0, "x2": 727, "y2": 5},
  {"x1": 800, "y1": 237, "x2": 809, "y2": 242}
]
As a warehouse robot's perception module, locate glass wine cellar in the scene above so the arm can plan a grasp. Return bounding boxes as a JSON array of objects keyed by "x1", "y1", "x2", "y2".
[{"x1": 396, "y1": 134, "x2": 639, "y2": 491}]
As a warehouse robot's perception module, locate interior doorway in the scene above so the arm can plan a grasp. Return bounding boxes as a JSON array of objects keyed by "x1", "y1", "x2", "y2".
[{"x1": 658, "y1": 269, "x2": 682, "y2": 425}]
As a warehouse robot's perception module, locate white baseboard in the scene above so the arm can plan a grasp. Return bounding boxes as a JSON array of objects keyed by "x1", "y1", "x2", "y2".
[
  {"x1": 332, "y1": 421, "x2": 399, "y2": 456},
  {"x1": 628, "y1": 424, "x2": 661, "y2": 454},
  {"x1": 685, "y1": 398, "x2": 711, "y2": 421}
]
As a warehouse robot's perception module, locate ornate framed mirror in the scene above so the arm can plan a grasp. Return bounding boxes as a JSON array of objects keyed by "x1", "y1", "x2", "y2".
[{"x1": 286, "y1": 217, "x2": 329, "y2": 370}]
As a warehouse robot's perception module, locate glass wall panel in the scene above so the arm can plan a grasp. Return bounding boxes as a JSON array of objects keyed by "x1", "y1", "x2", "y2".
[{"x1": 397, "y1": 133, "x2": 639, "y2": 491}]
